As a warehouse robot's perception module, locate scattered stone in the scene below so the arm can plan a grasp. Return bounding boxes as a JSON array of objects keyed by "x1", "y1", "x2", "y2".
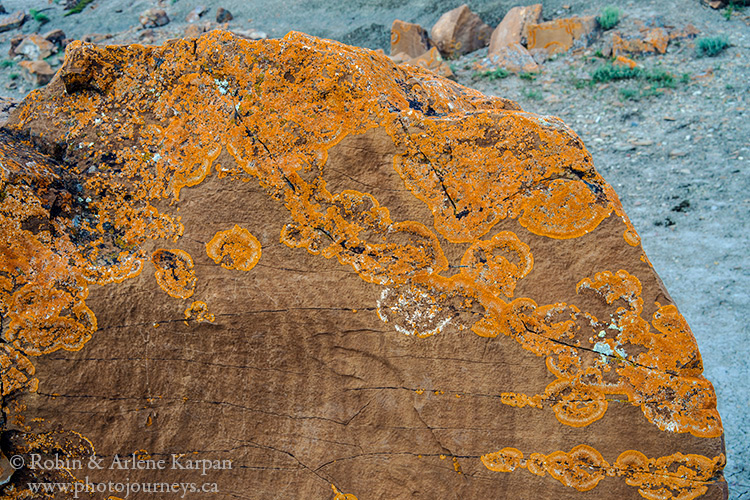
[
  {"x1": 185, "y1": 5, "x2": 207, "y2": 23},
  {"x1": 390, "y1": 19, "x2": 432, "y2": 58},
  {"x1": 613, "y1": 55, "x2": 638, "y2": 69},
  {"x1": 489, "y1": 42, "x2": 539, "y2": 73},
  {"x1": 0, "y1": 4, "x2": 6, "y2": 15},
  {"x1": 489, "y1": 4, "x2": 542, "y2": 51},
  {"x1": 669, "y1": 23, "x2": 700, "y2": 41},
  {"x1": 526, "y1": 16, "x2": 597, "y2": 55},
  {"x1": 43, "y1": 29, "x2": 67, "y2": 47},
  {"x1": 139, "y1": 9, "x2": 169, "y2": 29},
  {"x1": 669, "y1": 149, "x2": 689, "y2": 158},
  {"x1": 18, "y1": 60, "x2": 55, "y2": 86},
  {"x1": 216, "y1": 7, "x2": 233, "y2": 23},
  {"x1": 184, "y1": 24, "x2": 204, "y2": 38},
  {"x1": 613, "y1": 28, "x2": 669, "y2": 55},
  {"x1": 8, "y1": 34, "x2": 23, "y2": 57},
  {"x1": 0, "y1": 10, "x2": 25, "y2": 33},
  {"x1": 529, "y1": 47, "x2": 548, "y2": 65},
  {"x1": 430, "y1": 4, "x2": 492, "y2": 58},
  {"x1": 15, "y1": 35, "x2": 56, "y2": 61}
]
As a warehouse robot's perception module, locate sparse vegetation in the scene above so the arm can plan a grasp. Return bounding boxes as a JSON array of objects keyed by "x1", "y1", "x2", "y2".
[
  {"x1": 592, "y1": 64, "x2": 642, "y2": 83},
  {"x1": 473, "y1": 67, "x2": 510, "y2": 81},
  {"x1": 597, "y1": 6, "x2": 621, "y2": 31},
  {"x1": 0, "y1": 60, "x2": 15, "y2": 69},
  {"x1": 64, "y1": 0, "x2": 96, "y2": 16},
  {"x1": 696, "y1": 36, "x2": 730, "y2": 57},
  {"x1": 522, "y1": 88, "x2": 543, "y2": 100},
  {"x1": 9, "y1": 73, "x2": 19, "y2": 80},
  {"x1": 619, "y1": 88, "x2": 638, "y2": 101},
  {"x1": 519, "y1": 72, "x2": 537, "y2": 81},
  {"x1": 29, "y1": 9, "x2": 51, "y2": 24}
]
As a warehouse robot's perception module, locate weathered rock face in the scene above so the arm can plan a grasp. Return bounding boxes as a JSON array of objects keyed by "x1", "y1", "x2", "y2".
[
  {"x1": 429, "y1": 4, "x2": 492, "y2": 58},
  {"x1": 390, "y1": 19, "x2": 432, "y2": 57},
  {"x1": 0, "y1": 31, "x2": 726, "y2": 499},
  {"x1": 527, "y1": 16, "x2": 598, "y2": 55}
]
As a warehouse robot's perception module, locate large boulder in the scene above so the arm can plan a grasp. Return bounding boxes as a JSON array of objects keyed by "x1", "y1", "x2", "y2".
[
  {"x1": 0, "y1": 31, "x2": 726, "y2": 499},
  {"x1": 430, "y1": 4, "x2": 492, "y2": 58}
]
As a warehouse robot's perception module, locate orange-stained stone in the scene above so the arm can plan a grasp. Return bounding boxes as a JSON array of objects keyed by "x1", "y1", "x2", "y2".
[
  {"x1": 430, "y1": 4, "x2": 492, "y2": 58},
  {"x1": 614, "y1": 55, "x2": 638, "y2": 69},
  {"x1": 489, "y1": 4, "x2": 542, "y2": 50},
  {"x1": 527, "y1": 16, "x2": 597, "y2": 55},
  {"x1": 390, "y1": 19, "x2": 432, "y2": 58},
  {"x1": 613, "y1": 28, "x2": 670, "y2": 55},
  {"x1": 206, "y1": 224, "x2": 262, "y2": 271}
]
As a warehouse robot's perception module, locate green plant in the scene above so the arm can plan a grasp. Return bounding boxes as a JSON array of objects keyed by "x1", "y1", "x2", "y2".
[
  {"x1": 681, "y1": 73, "x2": 691, "y2": 84},
  {"x1": 519, "y1": 72, "x2": 537, "y2": 81},
  {"x1": 696, "y1": 36, "x2": 730, "y2": 57},
  {"x1": 0, "y1": 60, "x2": 15, "y2": 68},
  {"x1": 644, "y1": 68, "x2": 675, "y2": 88},
  {"x1": 594, "y1": 49, "x2": 606, "y2": 58},
  {"x1": 473, "y1": 67, "x2": 510, "y2": 80},
  {"x1": 619, "y1": 88, "x2": 638, "y2": 101},
  {"x1": 64, "y1": 0, "x2": 96, "y2": 16},
  {"x1": 522, "y1": 88, "x2": 543, "y2": 100},
  {"x1": 591, "y1": 64, "x2": 642, "y2": 82},
  {"x1": 9, "y1": 73, "x2": 19, "y2": 80},
  {"x1": 597, "y1": 6, "x2": 621, "y2": 31},
  {"x1": 29, "y1": 9, "x2": 50, "y2": 24}
]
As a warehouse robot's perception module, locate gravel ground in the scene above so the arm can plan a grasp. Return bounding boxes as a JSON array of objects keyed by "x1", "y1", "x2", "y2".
[{"x1": 0, "y1": 0, "x2": 747, "y2": 496}]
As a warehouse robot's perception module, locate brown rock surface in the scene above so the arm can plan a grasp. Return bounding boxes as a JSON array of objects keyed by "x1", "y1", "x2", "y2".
[
  {"x1": 613, "y1": 28, "x2": 670, "y2": 55},
  {"x1": 18, "y1": 60, "x2": 55, "y2": 86},
  {"x1": 489, "y1": 42, "x2": 539, "y2": 73},
  {"x1": 216, "y1": 7, "x2": 234, "y2": 23},
  {"x1": 14, "y1": 35, "x2": 56, "y2": 61},
  {"x1": 527, "y1": 16, "x2": 598, "y2": 55},
  {"x1": 0, "y1": 10, "x2": 24, "y2": 33},
  {"x1": 0, "y1": 31, "x2": 727, "y2": 499},
  {"x1": 489, "y1": 4, "x2": 542, "y2": 52},
  {"x1": 139, "y1": 8, "x2": 170, "y2": 29},
  {"x1": 430, "y1": 4, "x2": 492, "y2": 58},
  {"x1": 390, "y1": 19, "x2": 432, "y2": 57}
]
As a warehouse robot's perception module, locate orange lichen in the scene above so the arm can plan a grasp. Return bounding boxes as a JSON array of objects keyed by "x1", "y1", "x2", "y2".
[
  {"x1": 206, "y1": 225, "x2": 262, "y2": 272},
  {"x1": 459, "y1": 231, "x2": 532, "y2": 297},
  {"x1": 526, "y1": 17, "x2": 597, "y2": 55},
  {"x1": 151, "y1": 249, "x2": 197, "y2": 299},
  {"x1": 482, "y1": 445, "x2": 725, "y2": 500},
  {"x1": 184, "y1": 301, "x2": 215, "y2": 323},
  {"x1": 331, "y1": 485, "x2": 358, "y2": 500}
]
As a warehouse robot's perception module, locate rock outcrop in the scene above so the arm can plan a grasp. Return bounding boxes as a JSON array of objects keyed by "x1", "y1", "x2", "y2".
[{"x1": 0, "y1": 31, "x2": 726, "y2": 499}]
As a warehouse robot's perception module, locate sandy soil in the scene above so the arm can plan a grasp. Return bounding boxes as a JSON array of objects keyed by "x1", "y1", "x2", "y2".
[{"x1": 0, "y1": 0, "x2": 747, "y2": 497}]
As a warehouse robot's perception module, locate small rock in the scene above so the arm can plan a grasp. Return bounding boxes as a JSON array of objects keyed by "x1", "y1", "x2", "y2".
[
  {"x1": 489, "y1": 4, "x2": 542, "y2": 52},
  {"x1": 0, "y1": 4, "x2": 6, "y2": 15},
  {"x1": 630, "y1": 139, "x2": 654, "y2": 146},
  {"x1": 0, "y1": 10, "x2": 26, "y2": 33},
  {"x1": 526, "y1": 16, "x2": 597, "y2": 55},
  {"x1": 216, "y1": 7, "x2": 233, "y2": 23},
  {"x1": 669, "y1": 149, "x2": 688, "y2": 158},
  {"x1": 184, "y1": 24, "x2": 205, "y2": 38},
  {"x1": 15, "y1": 35, "x2": 56, "y2": 61},
  {"x1": 489, "y1": 42, "x2": 539, "y2": 73},
  {"x1": 390, "y1": 19, "x2": 432, "y2": 58},
  {"x1": 43, "y1": 29, "x2": 66, "y2": 47},
  {"x1": 430, "y1": 4, "x2": 492, "y2": 58},
  {"x1": 613, "y1": 28, "x2": 669, "y2": 55},
  {"x1": 613, "y1": 142, "x2": 636, "y2": 152},
  {"x1": 5, "y1": 81, "x2": 17, "y2": 90},
  {"x1": 185, "y1": 5, "x2": 207, "y2": 23},
  {"x1": 8, "y1": 34, "x2": 23, "y2": 57},
  {"x1": 19, "y1": 60, "x2": 55, "y2": 86},
  {"x1": 613, "y1": 55, "x2": 638, "y2": 69},
  {"x1": 529, "y1": 47, "x2": 548, "y2": 65},
  {"x1": 139, "y1": 9, "x2": 169, "y2": 29}
]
